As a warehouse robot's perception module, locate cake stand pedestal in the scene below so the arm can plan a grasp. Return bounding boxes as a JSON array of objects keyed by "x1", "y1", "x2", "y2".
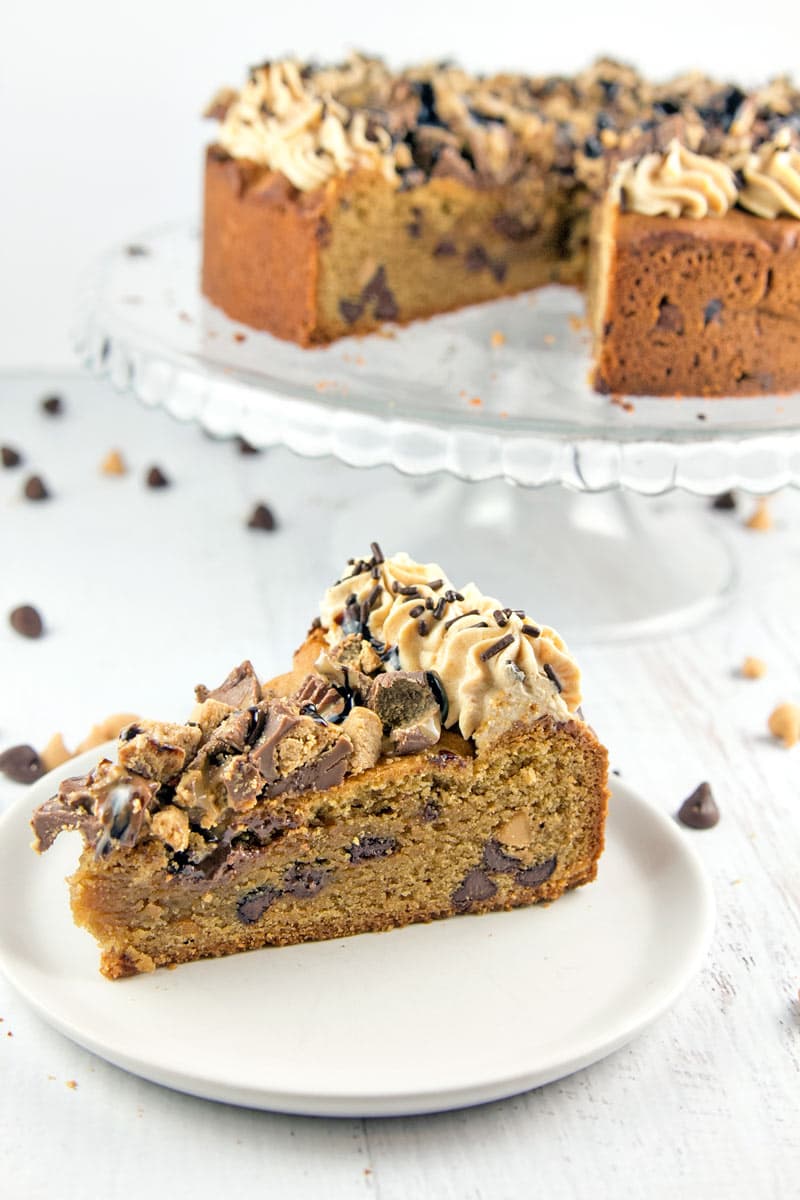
[{"x1": 74, "y1": 223, "x2": 798, "y2": 641}]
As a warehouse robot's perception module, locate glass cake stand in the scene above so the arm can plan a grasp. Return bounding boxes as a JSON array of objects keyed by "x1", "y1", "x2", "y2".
[{"x1": 73, "y1": 223, "x2": 800, "y2": 640}]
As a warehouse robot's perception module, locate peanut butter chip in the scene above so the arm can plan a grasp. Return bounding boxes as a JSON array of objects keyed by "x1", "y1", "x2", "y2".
[
  {"x1": 741, "y1": 657, "x2": 767, "y2": 679},
  {"x1": 100, "y1": 449, "x2": 127, "y2": 476},
  {"x1": 496, "y1": 811, "x2": 533, "y2": 849},
  {"x1": 39, "y1": 733, "x2": 72, "y2": 771},
  {"x1": 745, "y1": 498, "x2": 773, "y2": 531},
  {"x1": 75, "y1": 714, "x2": 141, "y2": 754},
  {"x1": 768, "y1": 703, "x2": 800, "y2": 748}
]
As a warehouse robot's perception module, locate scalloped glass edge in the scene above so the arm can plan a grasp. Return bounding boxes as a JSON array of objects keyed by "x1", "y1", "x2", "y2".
[{"x1": 72, "y1": 229, "x2": 800, "y2": 496}]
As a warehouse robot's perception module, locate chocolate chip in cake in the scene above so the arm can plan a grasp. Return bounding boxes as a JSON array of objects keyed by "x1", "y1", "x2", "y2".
[
  {"x1": 677, "y1": 782, "x2": 720, "y2": 830},
  {"x1": 516, "y1": 856, "x2": 557, "y2": 887},
  {"x1": 492, "y1": 213, "x2": 539, "y2": 241},
  {"x1": 1, "y1": 446, "x2": 22, "y2": 468},
  {"x1": 40, "y1": 394, "x2": 64, "y2": 416},
  {"x1": 655, "y1": 299, "x2": 684, "y2": 334},
  {"x1": 703, "y1": 298, "x2": 724, "y2": 326},
  {"x1": 483, "y1": 840, "x2": 521, "y2": 873},
  {"x1": 283, "y1": 863, "x2": 329, "y2": 898},
  {"x1": 247, "y1": 503, "x2": 276, "y2": 531},
  {"x1": 711, "y1": 490, "x2": 737, "y2": 511},
  {"x1": 0, "y1": 744, "x2": 45, "y2": 784},
  {"x1": 433, "y1": 240, "x2": 457, "y2": 257},
  {"x1": 145, "y1": 465, "x2": 170, "y2": 489},
  {"x1": 452, "y1": 868, "x2": 497, "y2": 910},
  {"x1": 237, "y1": 884, "x2": 281, "y2": 924},
  {"x1": 421, "y1": 801, "x2": 439, "y2": 823},
  {"x1": 362, "y1": 266, "x2": 399, "y2": 321},
  {"x1": 9, "y1": 604, "x2": 44, "y2": 639},
  {"x1": 348, "y1": 835, "x2": 398, "y2": 863},
  {"x1": 23, "y1": 475, "x2": 50, "y2": 501},
  {"x1": 339, "y1": 298, "x2": 364, "y2": 324}
]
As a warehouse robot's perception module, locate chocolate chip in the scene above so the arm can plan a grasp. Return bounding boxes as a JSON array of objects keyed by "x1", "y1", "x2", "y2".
[
  {"x1": 655, "y1": 299, "x2": 684, "y2": 334},
  {"x1": 483, "y1": 840, "x2": 521, "y2": 872},
  {"x1": 23, "y1": 475, "x2": 49, "y2": 501},
  {"x1": 237, "y1": 884, "x2": 281, "y2": 924},
  {"x1": 247, "y1": 503, "x2": 276, "y2": 531},
  {"x1": 145, "y1": 465, "x2": 169, "y2": 488},
  {"x1": 421, "y1": 801, "x2": 440, "y2": 822},
  {"x1": 704, "y1": 298, "x2": 724, "y2": 326},
  {"x1": 125, "y1": 244, "x2": 149, "y2": 257},
  {"x1": 677, "y1": 782, "x2": 720, "y2": 830},
  {"x1": 339, "y1": 298, "x2": 364, "y2": 324},
  {"x1": 465, "y1": 245, "x2": 490, "y2": 272},
  {"x1": 711, "y1": 490, "x2": 737, "y2": 511},
  {"x1": 516, "y1": 856, "x2": 557, "y2": 887},
  {"x1": 40, "y1": 394, "x2": 63, "y2": 416},
  {"x1": 283, "y1": 863, "x2": 329, "y2": 898},
  {"x1": 492, "y1": 213, "x2": 539, "y2": 241},
  {"x1": 433, "y1": 240, "x2": 457, "y2": 257},
  {"x1": 237, "y1": 437, "x2": 260, "y2": 456},
  {"x1": 583, "y1": 134, "x2": 604, "y2": 158},
  {"x1": 0, "y1": 744, "x2": 45, "y2": 784},
  {"x1": 1, "y1": 446, "x2": 22, "y2": 468},
  {"x1": 348, "y1": 835, "x2": 398, "y2": 863},
  {"x1": 362, "y1": 266, "x2": 398, "y2": 321},
  {"x1": 9, "y1": 605, "x2": 44, "y2": 639},
  {"x1": 452, "y1": 868, "x2": 497, "y2": 910}
]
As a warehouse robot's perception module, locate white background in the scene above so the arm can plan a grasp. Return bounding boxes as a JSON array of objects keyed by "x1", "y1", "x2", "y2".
[{"x1": 3, "y1": 0, "x2": 800, "y2": 367}]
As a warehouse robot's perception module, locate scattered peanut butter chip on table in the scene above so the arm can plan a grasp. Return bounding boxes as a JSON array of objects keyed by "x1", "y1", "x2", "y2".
[
  {"x1": 677, "y1": 782, "x2": 720, "y2": 829},
  {"x1": 9, "y1": 604, "x2": 44, "y2": 638},
  {"x1": 768, "y1": 704, "x2": 800, "y2": 748},
  {"x1": 741, "y1": 656, "x2": 767, "y2": 679},
  {"x1": 745, "y1": 498, "x2": 773, "y2": 531},
  {"x1": 490, "y1": 330, "x2": 506, "y2": 348},
  {"x1": 100, "y1": 449, "x2": 127, "y2": 476},
  {"x1": 0, "y1": 745, "x2": 45, "y2": 784}
]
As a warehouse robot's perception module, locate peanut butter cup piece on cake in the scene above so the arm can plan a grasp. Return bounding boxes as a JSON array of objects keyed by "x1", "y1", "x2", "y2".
[{"x1": 32, "y1": 546, "x2": 609, "y2": 978}]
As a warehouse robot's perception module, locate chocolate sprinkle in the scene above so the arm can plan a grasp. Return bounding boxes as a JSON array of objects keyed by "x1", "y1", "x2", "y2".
[
  {"x1": 493, "y1": 609, "x2": 508, "y2": 627},
  {"x1": 444, "y1": 609, "x2": 480, "y2": 630},
  {"x1": 247, "y1": 503, "x2": 277, "y2": 531},
  {"x1": 1, "y1": 446, "x2": 21, "y2": 468},
  {"x1": 428, "y1": 578, "x2": 444, "y2": 591},
  {"x1": 9, "y1": 605, "x2": 44, "y2": 639},
  {"x1": 418, "y1": 619, "x2": 429, "y2": 636},
  {"x1": 677, "y1": 782, "x2": 720, "y2": 830},
  {"x1": 543, "y1": 663, "x2": 562, "y2": 692},
  {"x1": 479, "y1": 633, "x2": 514, "y2": 661},
  {"x1": 522, "y1": 624, "x2": 541, "y2": 637},
  {"x1": 23, "y1": 475, "x2": 49, "y2": 501},
  {"x1": 0, "y1": 744, "x2": 45, "y2": 784},
  {"x1": 145, "y1": 466, "x2": 170, "y2": 489},
  {"x1": 370, "y1": 542, "x2": 384, "y2": 563},
  {"x1": 432, "y1": 598, "x2": 446, "y2": 620}
]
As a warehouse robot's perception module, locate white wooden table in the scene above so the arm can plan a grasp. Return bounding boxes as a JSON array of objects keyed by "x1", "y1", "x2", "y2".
[{"x1": 1, "y1": 372, "x2": 798, "y2": 1198}]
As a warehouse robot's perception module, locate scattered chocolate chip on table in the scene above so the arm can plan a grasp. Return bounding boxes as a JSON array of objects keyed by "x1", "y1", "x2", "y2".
[
  {"x1": 23, "y1": 474, "x2": 50, "y2": 501},
  {"x1": 677, "y1": 782, "x2": 720, "y2": 829},
  {"x1": 247, "y1": 503, "x2": 277, "y2": 531},
  {"x1": 1, "y1": 445, "x2": 22, "y2": 468},
  {"x1": 0, "y1": 744, "x2": 45, "y2": 784},
  {"x1": 9, "y1": 604, "x2": 44, "y2": 639},
  {"x1": 145, "y1": 465, "x2": 170, "y2": 488},
  {"x1": 40, "y1": 393, "x2": 64, "y2": 416}
]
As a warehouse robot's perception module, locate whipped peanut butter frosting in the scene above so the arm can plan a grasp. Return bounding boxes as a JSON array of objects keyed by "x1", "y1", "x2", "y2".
[
  {"x1": 319, "y1": 548, "x2": 580, "y2": 741},
  {"x1": 207, "y1": 52, "x2": 800, "y2": 219}
]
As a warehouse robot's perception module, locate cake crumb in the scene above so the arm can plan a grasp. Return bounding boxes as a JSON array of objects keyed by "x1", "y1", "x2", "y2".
[
  {"x1": 490, "y1": 330, "x2": 506, "y2": 348},
  {"x1": 745, "y1": 498, "x2": 773, "y2": 531},
  {"x1": 65, "y1": 1080, "x2": 78, "y2": 1090},
  {"x1": 469, "y1": 397, "x2": 482, "y2": 407},
  {"x1": 568, "y1": 314, "x2": 587, "y2": 332},
  {"x1": 100, "y1": 449, "x2": 127, "y2": 476},
  {"x1": 768, "y1": 703, "x2": 800, "y2": 748},
  {"x1": 740, "y1": 657, "x2": 767, "y2": 679},
  {"x1": 543, "y1": 333, "x2": 556, "y2": 346}
]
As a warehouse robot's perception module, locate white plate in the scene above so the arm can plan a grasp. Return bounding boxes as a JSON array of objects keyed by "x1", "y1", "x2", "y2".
[{"x1": 0, "y1": 747, "x2": 714, "y2": 1117}]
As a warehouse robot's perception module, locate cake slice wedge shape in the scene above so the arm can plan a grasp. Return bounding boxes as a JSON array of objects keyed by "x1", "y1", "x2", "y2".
[{"x1": 32, "y1": 549, "x2": 609, "y2": 979}]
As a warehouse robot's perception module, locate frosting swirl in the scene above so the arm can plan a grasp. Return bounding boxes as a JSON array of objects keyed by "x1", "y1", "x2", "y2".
[
  {"x1": 736, "y1": 131, "x2": 800, "y2": 219},
  {"x1": 617, "y1": 139, "x2": 738, "y2": 218},
  {"x1": 320, "y1": 552, "x2": 580, "y2": 743},
  {"x1": 217, "y1": 59, "x2": 401, "y2": 191}
]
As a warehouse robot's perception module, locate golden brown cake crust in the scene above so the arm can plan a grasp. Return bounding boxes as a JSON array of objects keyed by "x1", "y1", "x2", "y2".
[{"x1": 591, "y1": 209, "x2": 800, "y2": 396}]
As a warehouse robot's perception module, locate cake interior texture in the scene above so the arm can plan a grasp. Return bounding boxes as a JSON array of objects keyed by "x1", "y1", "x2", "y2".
[
  {"x1": 201, "y1": 55, "x2": 800, "y2": 395},
  {"x1": 32, "y1": 549, "x2": 609, "y2": 979}
]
